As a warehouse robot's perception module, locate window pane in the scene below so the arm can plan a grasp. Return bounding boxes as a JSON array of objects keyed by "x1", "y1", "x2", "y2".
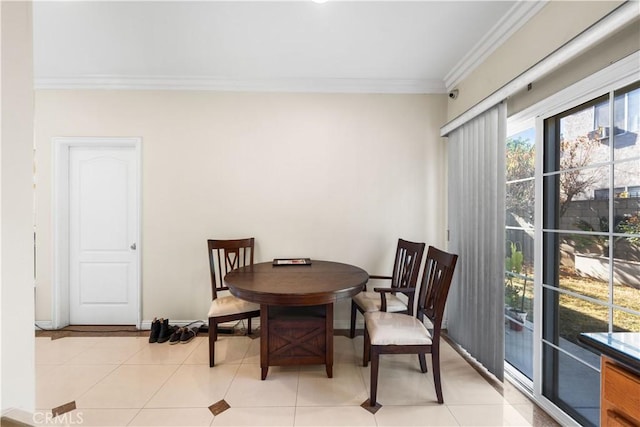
[
  {"x1": 506, "y1": 130, "x2": 535, "y2": 181},
  {"x1": 507, "y1": 179, "x2": 535, "y2": 227},
  {"x1": 543, "y1": 344, "x2": 600, "y2": 427},
  {"x1": 612, "y1": 238, "x2": 640, "y2": 315},
  {"x1": 626, "y1": 87, "x2": 639, "y2": 132},
  {"x1": 543, "y1": 232, "x2": 609, "y2": 302},
  {"x1": 614, "y1": 94, "x2": 625, "y2": 136},
  {"x1": 613, "y1": 309, "x2": 640, "y2": 333},
  {"x1": 557, "y1": 166, "x2": 609, "y2": 231},
  {"x1": 613, "y1": 160, "x2": 640, "y2": 219},
  {"x1": 594, "y1": 99, "x2": 609, "y2": 131},
  {"x1": 568, "y1": 255, "x2": 609, "y2": 300},
  {"x1": 616, "y1": 214, "x2": 640, "y2": 240},
  {"x1": 613, "y1": 160, "x2": 640, "y2": 203},
  {"x1": 558, "y1": 293, "x2": 609, "y2": 348},
  {"x1": 613, "y1": 86, "x2": 639, "y2": 159},
  {"x1": 560, "y1": 104, "x2": 609, "y2": 168},
  {"x1": 505, "y1": 324, "x2": 532, "y2": 378},
  {"x1": 505, "y1": 125, "x2": 536, "y2": 381},
  {"x1": 556, "y1": 233, "x2": 609, "y2": 302},
  {"x1": 615, "y1": 87, "x2": 640, "y2": 133},
  {"x1": 505, "y1": 229, "x2": 534, "y2": 278}
]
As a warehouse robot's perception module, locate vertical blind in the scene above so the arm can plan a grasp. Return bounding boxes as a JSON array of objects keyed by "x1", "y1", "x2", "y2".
[{"x1": 446, "y1": 103, "x2": 506, "y2": 380}]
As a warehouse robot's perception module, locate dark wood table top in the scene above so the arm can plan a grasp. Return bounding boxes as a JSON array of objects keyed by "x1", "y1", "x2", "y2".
[{"x1": 224, "y1": 260, "x2": 368, "y2": 306}]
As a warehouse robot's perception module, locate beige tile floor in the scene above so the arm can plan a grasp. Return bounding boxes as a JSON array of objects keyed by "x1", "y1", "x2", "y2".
[{"x1": 32, "y1": 334, "x2": 557, "y2": 426}]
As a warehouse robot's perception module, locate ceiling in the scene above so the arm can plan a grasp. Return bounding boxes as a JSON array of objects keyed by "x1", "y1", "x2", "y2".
[{"x1": 32, "y1": 1, "x2": 543, "y2": 94}]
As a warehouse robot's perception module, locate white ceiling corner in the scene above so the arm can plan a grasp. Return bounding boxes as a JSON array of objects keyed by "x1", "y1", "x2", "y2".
[{"x1": 443, "y1": 0, "x2": 548, "y2": 91}]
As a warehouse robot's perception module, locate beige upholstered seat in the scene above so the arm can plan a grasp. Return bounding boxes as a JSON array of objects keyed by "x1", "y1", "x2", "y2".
[
  {"x1": 365, "y1": 311, "x2": 433, "y2": 346},
  {"x1": 351, "y1": 291, "x2": 407, "y2": 314},
  {"x1": 363, "y1": 246, "x2": 458, "y2": 407},
  {"x1": 349, "y1": 238, "x2": 425, "y2": 338},
  {"x1": 207, "y1": 295, "x2": 259, "y2": 319}
]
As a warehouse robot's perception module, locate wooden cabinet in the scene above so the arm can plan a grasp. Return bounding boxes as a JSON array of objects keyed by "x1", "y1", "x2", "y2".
[
  {"x1": 261, "y1": 304, "x2": 334, "y2": 380},
  {"x1": 601, "y1": 356, "x2": 640, "y2": 427}
]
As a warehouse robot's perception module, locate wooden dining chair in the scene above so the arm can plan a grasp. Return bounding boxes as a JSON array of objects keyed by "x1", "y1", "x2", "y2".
[
  {"x1": 349, "y1": 239, "x2": 425, "y2": 338},
  {"x1": 208, "y1": 238, "x2": 260, "y2": 367},
  {"x1": 362, "y1": 246, "x2": 458, "y2": 407}
]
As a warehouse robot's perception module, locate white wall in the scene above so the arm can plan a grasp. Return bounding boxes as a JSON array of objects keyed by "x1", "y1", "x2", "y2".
[
  {"x1": 1, "y1": 0, "x2": 35, "y2": 414},
  {"x1": 34, "y1": 91, "x2": 447, "y2": 328}
]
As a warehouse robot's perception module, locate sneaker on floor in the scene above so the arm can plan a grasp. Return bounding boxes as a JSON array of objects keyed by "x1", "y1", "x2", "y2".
[
  {"x1": 180, "y1": 327, "x2": 198, "y2": 344},
  {"x1": 169, "y1": 327, "x2": 183, "y2": 345}
]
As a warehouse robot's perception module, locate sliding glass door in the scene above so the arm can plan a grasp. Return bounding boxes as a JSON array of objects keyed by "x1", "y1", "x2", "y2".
[{"x1": 541, "y1": 82, "x2": 640, "y2": 426}]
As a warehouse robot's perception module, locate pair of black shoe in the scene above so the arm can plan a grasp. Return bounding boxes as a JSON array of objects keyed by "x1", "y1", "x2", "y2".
[
  {"x1": 168, "y1": 326, "x2": 197, "y2": 345},
  {"x1": 149, "y1": 318, "x2": 178, "y2": 343}
]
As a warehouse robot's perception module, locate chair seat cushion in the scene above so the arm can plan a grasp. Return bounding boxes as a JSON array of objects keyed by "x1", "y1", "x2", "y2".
[
  {"x1": 352, "y1": 291, "x2": 408, "y2": 313},
  {"x1": 207, "y1": 295, "x2": 259, "y2": 318},
  {"x1": 365, "y1": 311, "x2": 433, "y2": 346}
]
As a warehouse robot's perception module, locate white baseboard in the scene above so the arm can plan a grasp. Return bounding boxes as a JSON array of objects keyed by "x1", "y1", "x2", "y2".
[
  {"x1": 35, "y1": 318, "x2": 363, "y2": 331},
  {"x1": 35, "y1": 320, "x2": 206, "y2": 331},
  {"x1": 1, "y1": 408, "x2": 35, "y2": 425},
  {"x1": 34, "y1": 321, "x2": 53, "y2": 330}
]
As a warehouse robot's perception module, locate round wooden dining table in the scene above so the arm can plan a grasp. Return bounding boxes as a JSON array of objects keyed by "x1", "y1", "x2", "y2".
[{"x1": 224, "y1": 260, "x2": 368, "y2": 379}]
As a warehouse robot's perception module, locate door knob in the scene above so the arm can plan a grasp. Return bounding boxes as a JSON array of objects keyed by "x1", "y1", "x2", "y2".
[{"x1": 130, "y1": 243, "x2": 137, "y2": 250}]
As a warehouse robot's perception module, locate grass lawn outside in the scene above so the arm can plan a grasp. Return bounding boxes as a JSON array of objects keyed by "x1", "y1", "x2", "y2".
[{"x1": 504, "y1": 268, "x2": 640, "y2": 345}]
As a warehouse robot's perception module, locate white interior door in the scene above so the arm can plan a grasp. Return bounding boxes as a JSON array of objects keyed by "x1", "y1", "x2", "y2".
[{"x1": 68, "y1": 145, "x2": 139, "y2": 324}]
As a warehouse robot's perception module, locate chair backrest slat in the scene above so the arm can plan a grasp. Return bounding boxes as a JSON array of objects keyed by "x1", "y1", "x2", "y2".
[
  {"x1": 390, "y1": 239, "x2": 425, "y2": 290},
  {"x1": 416, "y1": 246, "x2": 458, "y2": 339},
  {"x1": 207, "y1": 238, "x2": 255, "y2": 300}
]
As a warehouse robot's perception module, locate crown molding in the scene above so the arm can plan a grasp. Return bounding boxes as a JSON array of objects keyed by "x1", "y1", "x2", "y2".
[
  {"x1": 444, "y1": 0, "x2": 548, "y2": 91},
  {"x1": 34, "y1": 75, "x2": 447, "y2": 94}
]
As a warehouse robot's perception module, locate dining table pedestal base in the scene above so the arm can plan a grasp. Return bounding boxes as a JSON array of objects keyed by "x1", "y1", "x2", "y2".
[{"x1": 260, "y1": 303, "x2": 334, "y2": 380}]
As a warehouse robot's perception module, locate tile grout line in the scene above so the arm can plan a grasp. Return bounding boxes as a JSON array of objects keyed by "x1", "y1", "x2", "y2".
[
  {"x1": 125, "y1": 407, "x2": 144, "y2": 426},
  {"x1": 75, "y1": 341, "x2": 142, "y2": 418},
  {"x1": 218, "y1": 337, "x2": 251, "y2": 424},
  {"x1": 67, "y1": 363, "x2": 121, "y2": 410},
  {"x1": 71, "y1": 338, "x2": 144, "y2": 419},
  {"x1": 125, "y1": 337, "x2": 164, "y2": 426},
  {"x1": 133, "y1": 337, "x2": 205, "y2": 415},
  {"x1": 292, "y1": 362, "x2": 300, "y2": 427},
  {"x1": 136, "y1": 363, "x2": 182, "y2": 410},
  {"x1": 119, "y1": 336, "x2": 149, "y2": 365},
  {"x1": 77, "y1": 338, "x2": 178, "y2": 422}
]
